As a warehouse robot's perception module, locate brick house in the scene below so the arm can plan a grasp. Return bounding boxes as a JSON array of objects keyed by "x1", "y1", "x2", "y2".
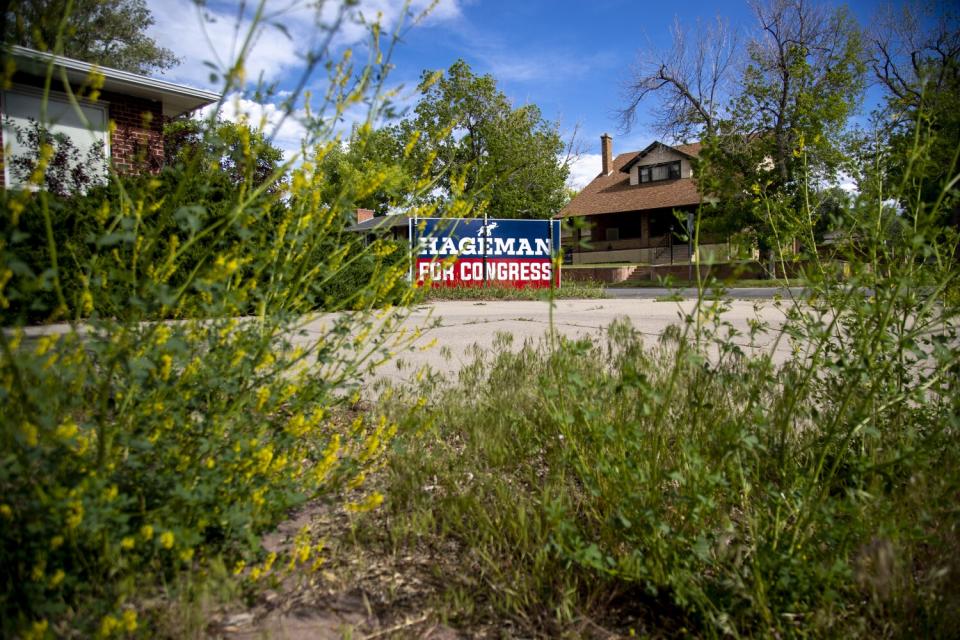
[
  {"x1": 560, "y1": 135, "x2": 730, "y2": 265},
  {"x1": 1, "y1": 45, "x2": 219, "y2": 188}
]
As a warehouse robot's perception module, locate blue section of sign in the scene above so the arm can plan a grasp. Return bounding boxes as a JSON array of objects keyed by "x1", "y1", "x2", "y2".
[{"x1": 414, "y1": 218, "x2": 561, "y2": 259}]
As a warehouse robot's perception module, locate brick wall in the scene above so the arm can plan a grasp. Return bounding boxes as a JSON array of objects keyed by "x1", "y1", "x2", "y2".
[{"x1": 106, "y1": 92, "x2": 164, "y2": 175}]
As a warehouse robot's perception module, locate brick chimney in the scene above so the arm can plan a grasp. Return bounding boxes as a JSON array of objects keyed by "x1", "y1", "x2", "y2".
[
  {"x1": 601, "y1": 133, "x2": 613, "y2": 175},
  {"x1": 356, "y1": 208, "x2": 374, "y2": 224}
]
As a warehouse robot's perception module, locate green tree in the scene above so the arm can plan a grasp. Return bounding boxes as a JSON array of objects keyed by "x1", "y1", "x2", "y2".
[
  {"x1": 732, "y1": 0, "x2": 865, "y2": 191},
  {"x1": 163, "y1": 118, "x2": 285, "y2": 192},
  {"x1": 869, "y1": 3, "x2": 959, "y2": 227},
  {"x1": 405, "y1": 59, "x2": 569, "y2": 219},
  {"x1": 3, "y1": 0, "x2": 178, "y2": 73},
  {"x1": 315, "y1": 124, "x2": 416, "y2": 216},
  {"x1": 621, "y1": 0, "x2": 866, "y2": 246}
]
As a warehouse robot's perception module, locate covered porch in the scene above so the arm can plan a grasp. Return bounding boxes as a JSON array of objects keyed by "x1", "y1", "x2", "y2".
[{"x1": 565, "y1": 208, "x2": 731, "y2": 265}]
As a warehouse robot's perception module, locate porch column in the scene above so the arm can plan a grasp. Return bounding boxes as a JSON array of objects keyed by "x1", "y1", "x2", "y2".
[{"x1": 640, "y1": 212, "x2": 650, "y2": 247}]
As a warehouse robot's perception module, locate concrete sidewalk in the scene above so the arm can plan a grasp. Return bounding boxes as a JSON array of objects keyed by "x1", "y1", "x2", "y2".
[
  {"x1": 10, "y1": 298, "x2": 798, "y2": 392},
  {"x1": 299, "y1": 298, "x2": 796, "y2": 391}
]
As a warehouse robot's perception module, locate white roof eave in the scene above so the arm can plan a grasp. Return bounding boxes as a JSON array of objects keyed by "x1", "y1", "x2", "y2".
[{"x1": 5, "y1": 45, "x2": 221, "y2": 118}]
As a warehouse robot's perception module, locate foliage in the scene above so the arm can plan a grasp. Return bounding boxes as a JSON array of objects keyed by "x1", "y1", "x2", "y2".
[
  {"x1": 3, "y1": 0, "x2": 178, "y2": 73},
  {"x1": 402, "y1": 59, "x2": 570, "y2": 219},
  {"x1": 0, "y1": 6, "x2": 440, "y2": 637},
  {"x1": 163, "y1": 118, "x2": 286, "y2": 194},
  {"x1": 866, "y1": 3, "x2": 960, "y2": 227},
  {"x1": 315, "y1": 124, "x2": 417, "y2": 216},
  {"x1": 695, "y1": 0, "x2": 865, "y2": 249}
]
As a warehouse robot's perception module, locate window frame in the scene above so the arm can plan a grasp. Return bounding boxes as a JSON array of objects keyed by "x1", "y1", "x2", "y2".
[
  {"x1": 1, "y1": 85, "x2": 110, "y2": 189},
  {"x1": 638, "y1": 160, "x2": 682, "y2": 184}
]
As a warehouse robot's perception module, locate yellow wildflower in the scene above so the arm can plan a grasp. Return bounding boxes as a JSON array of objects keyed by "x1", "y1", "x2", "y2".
[
  {"x1": 26, "y1": 620, "x2": 48, "y2": 640},
  {"x1": 99, "y1": 613, "x2": 119, "y2": 637},
  {"x1": 0, "y1": 504, "x2": 12, "y2": 519},
  {"x1": 140, "y1": 524, "x2": 154, "y2": 540},
  {"x1": 21, "y1": 422, "x2": 38, "y2": 447},
  {"x1": 49, "y1": 569, "x2": 65, "y2": 588},
  {"x1": 345, "y1": 492, "x2": 384, "y2": 513},
  {"x1": 65, "y1": 501, "x2": 84, "y2": 530},
  {"x1": 74, "y1": 433, "x2": 91, "y2": 456},
  {"x1": 286, "y1": 413, "x2": 306, "y2": 437},
  {"x1": 347, "y1": 472, "x2": 366, "y2": 490},
  {"x1": 121, "y1": 537, "x2": 135, "y2": 550},
  {"x1": 103, "y1": 485, "x2": 118, "y2": 502},
  {"x1": 264, "y1": 551, "x2": 277, "y2": 573},
  {"x1": 233, "y1": 559, "x2": 246, "y2": 575},
  {"x1": 255, "y1": 386, "x2": 270, "y2": 411},
  {"x1": 122, "y1": 609, "x2": 138, "y2": 633},
  {"x1": 159, "y1": 354, "x2": 172, "y2": 381},
  {"x1": 159, "y1": 531, "x2": 175, "y2": 549},
  {"x1": 179, "y1": 548, "x2": 194, "y2": 563},
  {"x1": 80, "y1": 289, "x2": 94, "y2": 315},
  {"x1": 153, "y1": 325, "x2": 171, "y2": 347},
  {"x1": 33, "y1": 335, "x2": 57, "y2": 356},
  {"x1": 55, "y1": 419, "x2": 78, "y2": 440},
  {"x1": 255, "y1": 446, "x2": 274, "y2": 473},
  {"x1": 50, "y1": 536, "x2": 64, "y2": 550}
]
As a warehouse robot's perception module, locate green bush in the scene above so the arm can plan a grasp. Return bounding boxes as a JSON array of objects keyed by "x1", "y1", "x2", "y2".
[{"x1": 0, "y1": 10, "x2": 442, "y2": 637}]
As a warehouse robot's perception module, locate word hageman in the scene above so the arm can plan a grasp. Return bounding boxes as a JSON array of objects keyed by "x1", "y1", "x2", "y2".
[{"x1": 416, "y1": 236, "x2": 553, "y2": 257}]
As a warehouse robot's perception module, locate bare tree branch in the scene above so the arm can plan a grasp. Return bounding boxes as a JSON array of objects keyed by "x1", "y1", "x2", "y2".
[
  {"x1": 619, "y1": 16, "x2": 739, "y2": 142},
  {"x1": 869, "y1": 2, "x2": 960, "y2": 108}
]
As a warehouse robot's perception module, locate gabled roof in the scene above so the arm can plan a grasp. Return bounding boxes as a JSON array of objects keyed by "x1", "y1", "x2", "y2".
[
  {"x1": 620, "y1": 141, "x2": 702, "y2": 173},
  {"x1": 347, "y1": 215, "x2": 410, "y2": 233},
  {"x1": 4, "y1": 46, "x2": 220, "y2": 117},
  {"x1": 560, "y1": 143, "x2": 703, "y2": 218}
]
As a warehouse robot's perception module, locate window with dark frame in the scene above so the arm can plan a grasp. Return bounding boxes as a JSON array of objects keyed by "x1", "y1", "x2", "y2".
[{"x1": 638, "y1": 160, "x2": 681, "y2": 184}]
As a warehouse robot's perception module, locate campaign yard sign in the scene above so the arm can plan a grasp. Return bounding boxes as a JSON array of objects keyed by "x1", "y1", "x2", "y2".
[{"x1": 413, "y1": 218, "x2": 561, "y2": 289}]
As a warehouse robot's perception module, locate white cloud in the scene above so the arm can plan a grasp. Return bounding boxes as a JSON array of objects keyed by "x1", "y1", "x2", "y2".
[
  {"x1": 147, "y1": 0, "x2": 463, "y2": 90},
  {"x1": 566, "y1": 153, "x2": 601, "y2": 191},
  {"x1": 198, "y1": 94, "x2": 308, "y2": 161},
  {"x1": 147, "y1": 0, "x2": 298, "y2": 89},
  {"x1": 146, "y1": 1, "x2": 463, "y2": 157}
]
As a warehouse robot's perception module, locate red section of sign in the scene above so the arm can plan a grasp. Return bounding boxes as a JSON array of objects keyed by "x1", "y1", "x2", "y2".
[{"x1": 416, "y1": 258, "x2": 560, "y2": 289}]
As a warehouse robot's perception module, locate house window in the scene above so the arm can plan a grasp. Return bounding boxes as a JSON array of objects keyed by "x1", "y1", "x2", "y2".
[
  {"x1": 2, "y1": 88, "x2": 109, "y2": 190},
  {"x1": 639, "y1": 160, "x2": 681, "y2": 183}
]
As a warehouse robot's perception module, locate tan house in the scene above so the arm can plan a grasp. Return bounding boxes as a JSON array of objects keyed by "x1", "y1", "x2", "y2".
[{"x1": 560, "y1": 135, "x2": 728, "y2": 265}]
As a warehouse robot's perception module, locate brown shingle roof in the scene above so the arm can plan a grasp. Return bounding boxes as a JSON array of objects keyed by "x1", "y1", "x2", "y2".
[{"x1": 560, "y1": 143, "x2": 703, "y2": 218}]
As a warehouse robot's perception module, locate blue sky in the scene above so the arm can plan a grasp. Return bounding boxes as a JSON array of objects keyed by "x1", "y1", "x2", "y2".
[{"x1": 145, "y1": 0, "x2": 895, "y2": 189}]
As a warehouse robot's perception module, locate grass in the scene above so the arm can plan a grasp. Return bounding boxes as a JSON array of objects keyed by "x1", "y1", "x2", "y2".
[
  {"x1": 352, "y1": 272, "x2": 960, "y2": 637},
  {"x1": 421, "y1": 279, "x2": 605, "y2": 301},
  {"x1": 618, "y1": 277, "x2": 806, "y2": 288}
]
